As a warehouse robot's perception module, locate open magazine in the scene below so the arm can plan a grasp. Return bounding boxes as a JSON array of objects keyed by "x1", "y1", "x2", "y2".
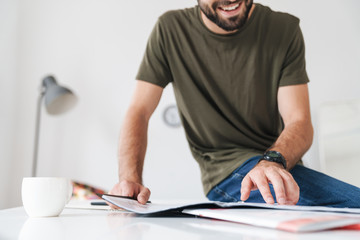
[
  {"x1": 102, "y1": 194, "x2": 360, "y2": 232},
  {"x1": 183, "y1": 208, "x2": 360, "y2": 232}
]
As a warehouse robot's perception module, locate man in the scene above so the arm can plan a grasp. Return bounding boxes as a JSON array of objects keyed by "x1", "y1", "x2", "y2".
[{"x1": 110, "y1": 0, "x2": 360, "y2": 207}]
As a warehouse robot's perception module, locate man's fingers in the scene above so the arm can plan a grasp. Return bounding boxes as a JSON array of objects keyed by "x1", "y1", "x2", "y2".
[
  {"x1": 241, "y1": 172, "x2": 275, "y2": 204},
  {"x1": 118, "y1": 180, "x2": 151, "y2": 205},
  {"x1": 252, "y1": 174, "x2": 275, "y2": 204},
  {"x1": 241, "y1": 162, "x2": 300, "y2": 205},
  {"x1": 137, "y1": 187, "x2": 151, "y2": 205},
  {"x1": 240, "y1": 175, "x2": 253, "y2": 201},
  {"x1": 279, "y1": 171, "x2": 299, "y2": 205},
  {"x1": 266, "y1": 170, "x2": 286, "y2": 205},
  {"x1": 108, "y1": 180, "x2": 152, "y2": 206},
  {"x1": 119, "y1": 180, "x2": 138, "y2": 198}
]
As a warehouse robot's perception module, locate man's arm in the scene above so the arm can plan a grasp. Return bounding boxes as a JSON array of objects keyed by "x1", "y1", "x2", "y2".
[
  {"x1": 109, "y1": 80, "x2": 163, "y2": 204},
  {"x1": 240, "y1": 83, "x2": 313, "y2": 205}
]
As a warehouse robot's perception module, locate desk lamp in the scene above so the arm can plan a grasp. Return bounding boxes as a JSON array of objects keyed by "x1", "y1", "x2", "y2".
[{"x1": 32, "y1": 75, "x2": 77, "y2": 177}]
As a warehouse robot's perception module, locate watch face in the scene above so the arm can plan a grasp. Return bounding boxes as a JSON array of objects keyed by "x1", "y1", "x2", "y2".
[{"x1": 268, "y1": 152, "x2": 280, "y2": 158}]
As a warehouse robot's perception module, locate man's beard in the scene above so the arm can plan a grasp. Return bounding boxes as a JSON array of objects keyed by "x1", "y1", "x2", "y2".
[{"x1": 198, "y1": 0, "x2": 253, "y2": 32}]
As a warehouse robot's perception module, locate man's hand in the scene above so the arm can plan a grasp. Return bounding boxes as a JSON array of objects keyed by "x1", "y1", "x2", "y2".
[
  {"x1": 108, "y1": 180, "x2": 151, "y2": 207},
  {"x1": 240, "y1": 160, "x2": 299, "y2": 205}
]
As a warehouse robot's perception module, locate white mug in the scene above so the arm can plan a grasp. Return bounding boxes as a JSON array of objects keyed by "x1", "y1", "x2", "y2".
[{"x1": 22, "y1": 177, "x2": 73, "y2": 217}]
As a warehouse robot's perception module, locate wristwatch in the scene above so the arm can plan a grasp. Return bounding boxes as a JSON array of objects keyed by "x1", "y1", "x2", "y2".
[{"x1": 260, "y1": 151, "x2": 287, "y2": 169}]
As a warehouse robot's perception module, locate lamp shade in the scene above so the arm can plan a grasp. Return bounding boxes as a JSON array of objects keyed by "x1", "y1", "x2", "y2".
[{"x1": 42, "y1": 76, "x2": 77, "y2": 115}]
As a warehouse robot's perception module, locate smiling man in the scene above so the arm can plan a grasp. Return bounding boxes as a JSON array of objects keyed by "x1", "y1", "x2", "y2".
[{"x1": 110, "y1": 0, "x2": 360, "y2": 207}]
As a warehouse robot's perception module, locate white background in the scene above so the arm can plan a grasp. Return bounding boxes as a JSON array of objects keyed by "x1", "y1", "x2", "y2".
[{"x1": 1, "y1": 0, "x2": 360, "y2": 209}]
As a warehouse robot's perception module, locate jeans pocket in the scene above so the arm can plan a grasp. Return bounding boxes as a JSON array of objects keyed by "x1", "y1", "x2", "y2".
[
  {"x1": 212, "y1": 186, "x2": 238, "y2": 202},
  {"x1": 231, "y1": 172, "x2": 246, "y2": 180}
]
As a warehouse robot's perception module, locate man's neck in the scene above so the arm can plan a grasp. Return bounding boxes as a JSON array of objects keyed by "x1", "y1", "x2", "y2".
[{"x1": 200, "y1": 4, "x2": 256, "y2": 35}]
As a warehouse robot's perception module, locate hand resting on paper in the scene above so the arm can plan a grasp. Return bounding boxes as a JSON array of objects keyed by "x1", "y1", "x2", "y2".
[
  {"x1": 108, "y1": 180, "x2": 151, "y2": 208},
  {"x1": 240, "y1": 160, "x2": 299, "y2": 205}
]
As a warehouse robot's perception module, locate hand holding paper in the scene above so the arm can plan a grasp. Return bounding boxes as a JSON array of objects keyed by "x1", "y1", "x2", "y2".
[{"x1": 109, "y1": 180, "x2": 151, "y2": 206}]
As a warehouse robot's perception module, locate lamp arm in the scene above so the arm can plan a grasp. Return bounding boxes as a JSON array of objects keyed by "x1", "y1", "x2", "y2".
[{"x1": 32, "y1": 89, "x2": 45, "y2": 177}]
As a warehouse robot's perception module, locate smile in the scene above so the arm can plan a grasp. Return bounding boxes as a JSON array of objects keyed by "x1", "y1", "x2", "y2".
[
  {"x1": 219, "y1": 3, "x2": 240, "y2": 12},
  {"x1": 219, "y1": 3, "x2": 241, "y2": 12}
]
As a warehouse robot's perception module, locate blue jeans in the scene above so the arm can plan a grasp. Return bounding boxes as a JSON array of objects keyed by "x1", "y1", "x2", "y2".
[{"x1": 207, "y1": 156, "x2": 360, "y2": 208}]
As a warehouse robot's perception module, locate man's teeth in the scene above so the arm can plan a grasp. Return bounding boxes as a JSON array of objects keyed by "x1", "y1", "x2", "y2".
[{"x1": 221, "y1": 3, "x2": 239, "y2": 11}]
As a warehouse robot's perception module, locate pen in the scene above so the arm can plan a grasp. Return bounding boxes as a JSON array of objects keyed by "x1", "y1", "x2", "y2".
[{"x1": 91, "y1": 201, "x2": 108, "y2": 206}]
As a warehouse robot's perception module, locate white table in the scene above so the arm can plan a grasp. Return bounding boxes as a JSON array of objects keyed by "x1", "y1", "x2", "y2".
[{"x1": 1, "y1": 205, "x2": 360, "y2": 240}]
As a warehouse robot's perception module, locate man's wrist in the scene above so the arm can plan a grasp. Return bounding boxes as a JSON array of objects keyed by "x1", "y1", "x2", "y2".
[
  {"x1": 118, "y1": 175, "x2": 143, "y2": 184},
  {"x1": 259, "y1": 150, "x2": 287, "y2": 169}
]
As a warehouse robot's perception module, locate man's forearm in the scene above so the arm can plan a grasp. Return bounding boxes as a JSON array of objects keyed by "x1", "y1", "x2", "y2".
[
  {"x1": 268, "y1": 120, "x2": 313, "y2": 170},
  {"x1": 118, "y1": 110, "x2": 149, "y2": 184},
  {"x1": 110, "y1": 81, "x2": 162, "y2": 204}
]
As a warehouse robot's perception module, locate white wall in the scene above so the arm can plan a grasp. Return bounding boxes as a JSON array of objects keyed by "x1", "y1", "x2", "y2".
[
  {"x1": 1, "y1": 0, "x2": 360, "y2": 209},
  {"x1": 0, "y1": 0, "x2": 19, "y2": 209}
]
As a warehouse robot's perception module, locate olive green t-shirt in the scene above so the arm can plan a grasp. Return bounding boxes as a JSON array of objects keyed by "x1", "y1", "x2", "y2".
[{"x1": 136, "y1": 4, "x2": 309, "y2": 195}]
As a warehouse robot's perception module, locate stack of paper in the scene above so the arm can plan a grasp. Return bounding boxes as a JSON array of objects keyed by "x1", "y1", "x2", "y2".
[{"x1": 102, "y1": 194, "x2": 360, "y2": 232}]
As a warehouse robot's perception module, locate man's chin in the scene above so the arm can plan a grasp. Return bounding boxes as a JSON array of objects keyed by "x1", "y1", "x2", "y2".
[{"x1": 216, "y1": 20, "x2": 245, "y2": 32}]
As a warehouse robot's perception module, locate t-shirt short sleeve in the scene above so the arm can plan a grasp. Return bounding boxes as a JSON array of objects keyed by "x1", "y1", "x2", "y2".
[
  {"x1": 136, "y1": 19, "x2": 172, "y2": 88},
  {"x1": 279, "y1": 24, "x2": 309, "y2": 86}
]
